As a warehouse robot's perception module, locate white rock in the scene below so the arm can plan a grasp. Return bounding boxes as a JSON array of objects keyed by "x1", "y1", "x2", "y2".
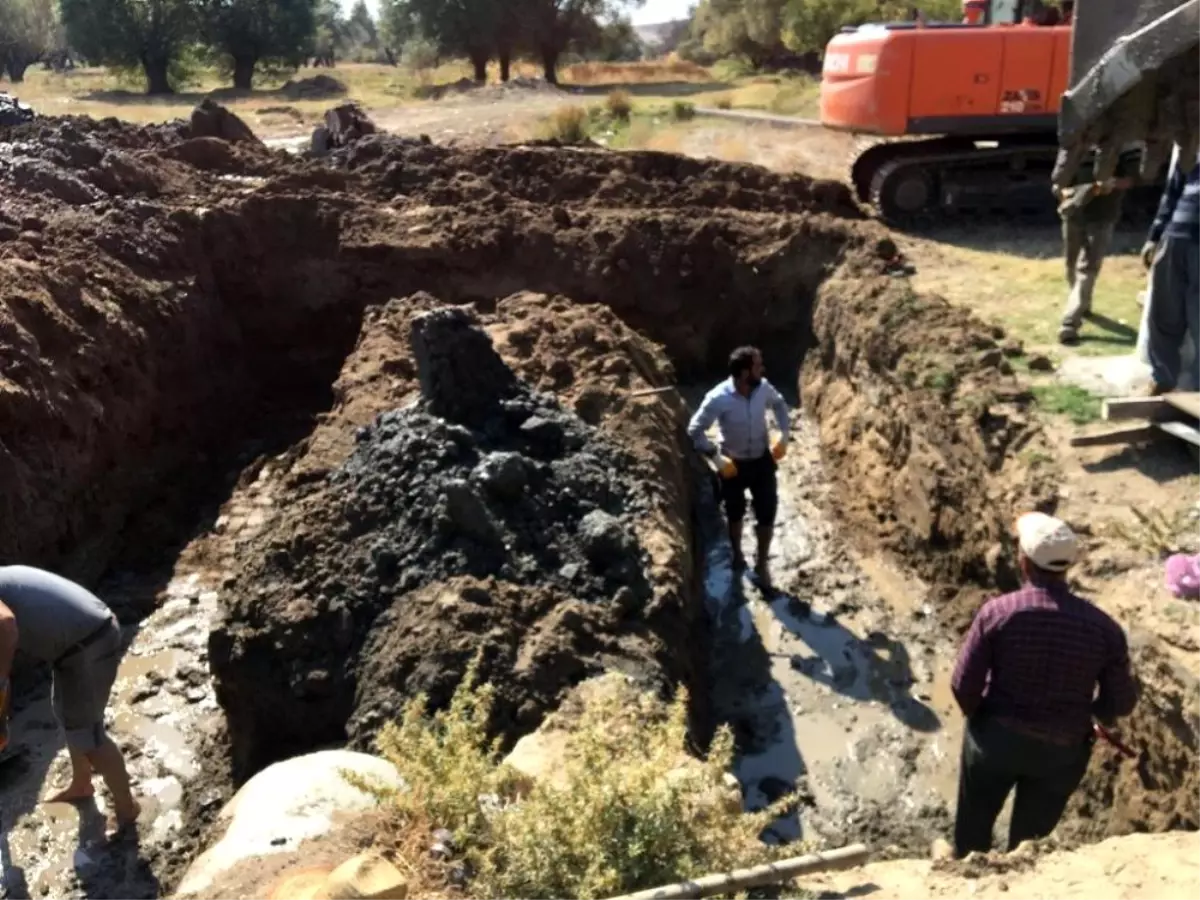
[{"x1": 173, "y1": 749, "x2": 401, "y2": 899}]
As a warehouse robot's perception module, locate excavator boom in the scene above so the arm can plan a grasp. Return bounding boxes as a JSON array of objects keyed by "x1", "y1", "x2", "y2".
[{"x1": 1053, "y1": 0, "x2": 1200, "y2": 189}]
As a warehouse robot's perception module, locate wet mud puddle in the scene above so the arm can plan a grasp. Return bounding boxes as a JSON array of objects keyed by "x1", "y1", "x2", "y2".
[
  {"x1": 700, "y1": 416, "x2": 968, "y2": 856},
  {"x1": 0, "y1": 469, "x2": 279, "y2": 899}
]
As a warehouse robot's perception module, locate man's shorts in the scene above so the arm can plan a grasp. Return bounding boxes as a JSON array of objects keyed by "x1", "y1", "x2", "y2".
[
  {"x1": 51, "y1": 618, "x2": 123, "y2": 753},
  {"x1": 719, "y1": 452, "x2": 778, "y2": 527}
]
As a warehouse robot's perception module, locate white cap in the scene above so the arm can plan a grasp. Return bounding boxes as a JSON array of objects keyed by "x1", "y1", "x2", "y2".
[{"x1": 1015, "y1": 512, "x2": 1078, "y2": 572}]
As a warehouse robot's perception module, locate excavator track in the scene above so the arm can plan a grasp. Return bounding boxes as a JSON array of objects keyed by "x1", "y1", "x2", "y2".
[{"x1": 851, "y1": 136, "x2": 1163, "y2": 227}]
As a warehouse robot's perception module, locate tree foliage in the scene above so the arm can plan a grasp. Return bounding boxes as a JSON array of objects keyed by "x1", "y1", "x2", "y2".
[
  {"x1": 202, "y1": 0, "x2": 316, "y2": 89},
  {"x1": 692, "y1": 0, "x2": 966, "y2": 63},
  {"x1": 59, "y1": 0, "x2": 203, "y2": 94},
  {"x1": 0, "y1": 0, "x2": 57, "y2": 81}
]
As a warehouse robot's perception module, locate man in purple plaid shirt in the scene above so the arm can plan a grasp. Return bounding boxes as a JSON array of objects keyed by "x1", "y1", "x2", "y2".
[{"x1": 949, "y1": 512, "x2": 1137, "y2": 858}]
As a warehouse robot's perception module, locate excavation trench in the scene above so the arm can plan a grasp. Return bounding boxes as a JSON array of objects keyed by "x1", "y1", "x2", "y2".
[{"x1": 0, "y1": 118, "x2": 1195, "y2": 898}]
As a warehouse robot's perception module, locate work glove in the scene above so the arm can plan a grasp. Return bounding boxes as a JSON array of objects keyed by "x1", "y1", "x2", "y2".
[
  {"x1": 1141, "y1": 240, "x2": 1158, "y2": 270},
  {"x1": 715, "y1": 454, "x2": 738, "y2": 479},
  {"x1": 771, "y1": 437, "x2": 788, "y2": 462}
]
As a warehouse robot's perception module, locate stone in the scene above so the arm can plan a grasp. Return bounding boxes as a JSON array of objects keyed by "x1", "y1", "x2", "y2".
[
  {"x1": 323, "y1": 852, "x2": 408, "y2": 899},
  {"x1": 471, "y1": 452, "x2": 529, "y2": 501},
  {"x1": 578, "y1": 510, "x2": 635, "y2": 569},
  {"x1": 1027, "y1": 354, "x2": 1055, "y2": 372},
  {"x1": 174, "y1": 750, "x2": 402, "y2": 899}
]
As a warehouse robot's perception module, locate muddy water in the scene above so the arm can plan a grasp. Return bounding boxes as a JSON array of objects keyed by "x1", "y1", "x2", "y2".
[
  {"x1": 700, "y1": 411, "x2": 970, "y2": 857},
  {"x1": 0, "y1": 470, "x2": 279, "y2": 899}
]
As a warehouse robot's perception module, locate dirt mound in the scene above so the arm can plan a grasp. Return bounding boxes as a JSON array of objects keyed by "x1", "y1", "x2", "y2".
[
  {"x1": 331, "y1": 134, "x2": 857, "y2": 215},
  {"x1": 189, "y1": 98, "x2": 261, "y2": 144},
  {"x1": 209, "y1": 303, "x2": 670, "y2": 774},
  {"x1": 279, "y1": 74, "x2": 347, "y2": 99}
]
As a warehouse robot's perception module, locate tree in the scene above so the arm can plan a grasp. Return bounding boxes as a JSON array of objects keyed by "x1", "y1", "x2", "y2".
[
  {"x1": 692, "y1": 0, "x2": 788, "y2": 68},
  {"x1": 406, "y1": 0, "x2": 501, "y2": 82},
  {"x1": 593, "y1": 16, "x2": 642, "y2": 62},
  {"x1": 202, "y1": 0, "x2": 316, "y2": 90},
  {"x1": 311, "y1": 0, "x2": 344, "y2": 65},
  {"x1": 517, "y1": 0, "x2": 644, "y2": 85},
  {"x1": 345, "y1": 0, "x2": 376, "y2": 53},
  {"x1": 378, "y1": 0, "x2": 414, "y2": 53},
  {"x1": 59, "y1": 0, "x2": 202, "y2": 94},
  {"x1": 0, "y1": 0, "x2": 56, "y2": 81}
]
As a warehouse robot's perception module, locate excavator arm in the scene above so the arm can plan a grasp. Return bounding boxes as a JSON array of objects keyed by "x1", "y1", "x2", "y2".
[{"x1": 1052, "y1": 0, "x2": 1200, "y2": 191}]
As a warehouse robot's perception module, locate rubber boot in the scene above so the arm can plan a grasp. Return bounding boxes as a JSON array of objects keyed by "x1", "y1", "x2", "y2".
[
  {"x1": 729, "y1": 519, "x2": 746, "y2": 570},
  {"x1": 755, "y1": 526, "x2": 773, "y2": 589}
]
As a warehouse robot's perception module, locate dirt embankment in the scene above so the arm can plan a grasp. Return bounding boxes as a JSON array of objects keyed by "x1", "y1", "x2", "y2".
[{"x1": 0, "y1": 108, "x2": 1194, "y2": 854}]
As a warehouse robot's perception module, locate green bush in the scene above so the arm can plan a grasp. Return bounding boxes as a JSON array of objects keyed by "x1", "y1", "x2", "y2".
[
  {"x1": 354, "y1": 660, "x2": 796, "y2": 899},
  {"x1": 671, "y1": 99, "x2": 696, "y2": 122}
]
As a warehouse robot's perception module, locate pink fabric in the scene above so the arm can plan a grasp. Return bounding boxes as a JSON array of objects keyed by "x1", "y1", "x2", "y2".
[{"x1": 1165, "y1": 553, "x2": 1200, "y2": 599}]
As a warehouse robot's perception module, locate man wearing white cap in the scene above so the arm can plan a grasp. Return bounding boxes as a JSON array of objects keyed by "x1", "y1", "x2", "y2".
[{"x1": 949, "y1": 512, "x2": 1137, "y2": 858}]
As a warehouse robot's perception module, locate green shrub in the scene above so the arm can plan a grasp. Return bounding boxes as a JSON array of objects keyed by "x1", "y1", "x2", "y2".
[
  {"x1": 671, "y1": 99, "x2": 696, "y2": 122},
  {"x1": 356, "y1": 660, "x2": 796, "y2": 899}
]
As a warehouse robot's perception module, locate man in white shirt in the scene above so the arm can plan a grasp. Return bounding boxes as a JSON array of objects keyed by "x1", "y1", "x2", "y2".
[{"x1": 687, "y1": 346, "x2": 791, "y2": 588}]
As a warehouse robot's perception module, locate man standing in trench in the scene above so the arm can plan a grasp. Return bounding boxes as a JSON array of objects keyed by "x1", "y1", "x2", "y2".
[
  {"x1": 0, "y1": 564, "x2": 140, "y2": 834},
  {"x1": 1142, "y1": 142, "x2": 1199, "y2": 395},
  {"x1": 949, "y1": 513, "x2": 1137, "y2": 857},
  {"x1": 687, "y1": 346, "x2": 790, "y2": 589}
]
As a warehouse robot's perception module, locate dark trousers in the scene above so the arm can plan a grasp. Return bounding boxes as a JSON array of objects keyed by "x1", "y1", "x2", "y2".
[
  {"x1": 954, "y1": 716, "x2": 1093, "y2": 857},
  {"x1": 719, "y1": 452, "x2": 778, "y2": 527}
]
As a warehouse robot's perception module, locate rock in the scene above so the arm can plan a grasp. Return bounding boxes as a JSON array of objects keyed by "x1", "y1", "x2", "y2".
[
  {"x1": 189, "y1": 99, "x2": 261, "y2": 145},
  {"x1": 1027, "y1": 354, "x2": 1055, "y2": 372},
  {"x1": 471, "y1": 452, "x2": 529, "y2": 501},
  {"x1": 578, "y1": 510, "x2": 635, "y2": 569},
  {"x1": 503, "y1": 728, "x2": 572, "y2": 791},
  {"x1": 410, "y1": 306, "x2": 519, "y2": 426},
  {"x1": 0, "y1": 92, "x2": 35, "y2": 127},
  {"x1": 324, "y1": 852, "x2": 408, "y2": 899},
  {"x1": 174, "y1": 750, "x2": 402, "y2": 899},
  {"x1": 322, "y1": 103, "x2": 378, "y2": 149}
]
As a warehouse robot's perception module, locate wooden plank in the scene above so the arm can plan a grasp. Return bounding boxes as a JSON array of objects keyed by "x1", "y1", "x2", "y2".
[
  {"x1": 1163, "y1": 391, "x2": 1200, "y2": 420},
  {"x1": 1156, "y1": 420, "x2": 1200, "y2": 448},
  {"x1": 1070, "y1": 424, "x2": 1164, "y2": 447},
  {"x1": 1103, "y1": 396, "x2": 1171, "y2": 421}
]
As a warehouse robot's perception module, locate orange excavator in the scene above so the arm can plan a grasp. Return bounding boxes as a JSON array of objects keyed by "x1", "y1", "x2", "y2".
[{"x1": 818, "y1": 0, "x2": 1169, "y2": 220}]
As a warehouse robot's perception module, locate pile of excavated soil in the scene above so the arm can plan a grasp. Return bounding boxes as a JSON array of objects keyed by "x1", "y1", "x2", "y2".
[
  {"x1": 209, "y1": 303, "x2": 676, "y2": 775},
  {"x1": 0, "y1": 105, "x2": 1193, "y2": 867}
]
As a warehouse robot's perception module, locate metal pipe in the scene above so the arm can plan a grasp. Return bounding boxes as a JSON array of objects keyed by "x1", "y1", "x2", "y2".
[{"x1": 604, "y1": 844, "x2": 870, "y2": 900}]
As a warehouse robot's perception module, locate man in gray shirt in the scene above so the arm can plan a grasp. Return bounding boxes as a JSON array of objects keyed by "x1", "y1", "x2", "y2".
[
  {"x1": 0, "y1": 565, "x2": 140, "y2": 833},
  {"x1": 687, "y1": 346, "x2": 791, "y2": 588}
]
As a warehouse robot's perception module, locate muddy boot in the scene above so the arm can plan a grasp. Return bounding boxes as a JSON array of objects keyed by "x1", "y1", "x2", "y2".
[
  {"x1": 1057, "y1": 324, "x2": 1080, "y2": 345},
  {"x1": 755, "y1": 527, "x2": 773, "y2": 589},
  {"x1": 729, "y1": 520, "x2": 747, "y2": 570}
]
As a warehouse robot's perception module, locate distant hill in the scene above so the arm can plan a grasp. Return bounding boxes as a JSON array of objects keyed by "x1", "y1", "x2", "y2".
[{"x1": 634, "y1": 19, "x2": 691, "y2": 55}]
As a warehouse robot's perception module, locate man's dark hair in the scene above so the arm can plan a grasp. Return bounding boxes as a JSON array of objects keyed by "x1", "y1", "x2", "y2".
[{"x1": 728, "y1": 346, "x2": 759, "y2": 380}]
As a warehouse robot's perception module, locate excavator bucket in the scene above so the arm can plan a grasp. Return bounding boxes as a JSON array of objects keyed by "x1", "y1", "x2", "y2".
[{"x1": 1053, "y1": 0, "x2": 1200, "y2": 189}]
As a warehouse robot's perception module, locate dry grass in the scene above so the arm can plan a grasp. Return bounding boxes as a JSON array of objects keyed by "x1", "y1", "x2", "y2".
[
  {"x1": 563, "y1": 59, "x2": 712, "y2": 85},
  {"x1": 1104, "y1": 505, "x2": 1198, "y2": 556},
  {"x1": 605, "y1": 88, "x2": 633, "y2": 122},
  {"x1": 543, "y1": 104, "x2": 590, "y2": 143},
  {"x1": 350, "y1": 660, "x2": 796, "y2": 900},
  {"x1": 907, "y1": 227, "x2": 1147, "y2": 359}
]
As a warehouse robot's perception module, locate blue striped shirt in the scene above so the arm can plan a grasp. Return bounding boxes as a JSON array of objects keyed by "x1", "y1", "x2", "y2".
[
  {"x1": 687, "y1": 378, "x2": 791, "y2": 460},
  {"x1": 1149, "y1": 145, "x2": 1200, "y2": 243}
]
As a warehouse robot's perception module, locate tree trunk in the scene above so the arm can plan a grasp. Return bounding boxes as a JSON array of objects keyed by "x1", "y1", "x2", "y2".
[
  {"x1": 143, "y1": 56, "x2": 173, "y2": 95},
  {"x1": 232, "y1": 55, "x2": 256, "y2": 91},
  {"x1": 470, "y1": 50, "x2": 487, "y2": 83},
  {"x1": 6, "y1": 59, "x2": 30, "y2": 83},
  {"x1": 499, "y1": 49, "x2": 511, "y2": 82},
  {"x1": 541, "y1": 46, "x2": 559, "y2": 85}
]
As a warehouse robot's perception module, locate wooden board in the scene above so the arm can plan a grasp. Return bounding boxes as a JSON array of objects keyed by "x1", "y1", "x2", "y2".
[
  {"x1": 1164, "y1": 391, "x2": 1200, "y2": 420},
  {"x1": 1103, "y1": 396, "x2": 1171, "y2": 421}
]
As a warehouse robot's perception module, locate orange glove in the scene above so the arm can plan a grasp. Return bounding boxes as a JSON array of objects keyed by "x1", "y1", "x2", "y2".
[
  {"x1": 771, "y1": 438, "x2": 788, "y2": 462},
  {"x1": 715, "y1": 454, "x2": 738, "y2": 479}
]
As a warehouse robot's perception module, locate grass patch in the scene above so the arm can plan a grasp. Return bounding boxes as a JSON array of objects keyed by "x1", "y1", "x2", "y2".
[
  {"x1": 1104, "y1": 505, "x2": 1198, "y2": 556},
  {"x1": 671, "y1": 100, "x2": 696, "y2": 122},
  {"x1": 543, "y1": 104, "x2": 591, "y2": 143},
  {"x1": 1031, "y1": 383, "x2": 1102, "y2": 424},
  {"x1": 605, "y1": 89, "x2": 633, "y2": 122},
  {"x1": 563, "y1": 59, "x2": 712, "y2": 85},
  {"x1": 354, "y1": 660, "x2": 794, "y2": 900}
]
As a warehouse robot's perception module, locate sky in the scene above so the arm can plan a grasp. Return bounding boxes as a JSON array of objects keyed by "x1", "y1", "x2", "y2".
[{"x1": 340, "y1": 1, "x2": 695, "y2": 27}]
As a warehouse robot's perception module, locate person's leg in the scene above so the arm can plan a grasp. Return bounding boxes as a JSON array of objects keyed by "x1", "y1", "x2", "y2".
[
  {"x1": 46, "y1": 667, "x2": 96, "y2": 801},
  {"x1": 1008, "y1": 738, "x2": 1093, "y2": 850},
  {"x1": 749, "y1": 456, "x2": 779, "y2": 588},
  {"x1": 953, "y1": 719, "x2": 1018, "y2": 857},
  {"x1": 52, "y1": 623, "x2": 139, "y2": 829},
  {"x1": 720, "y1": 469, "x2": 748, "y2": 569},
  {"x1": 1182, "y1": 237, "x2": 1199, "y2": 391},
  {"x1": 1078, "y1": 218, "x2": 1115, "y2": 315},
  {"x1": 1147, "y1": 235, "x2": 1189, "y2": 391},
  {"x1": 1059, "y1": 217, "x2": 1086, "y2": 342}
]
